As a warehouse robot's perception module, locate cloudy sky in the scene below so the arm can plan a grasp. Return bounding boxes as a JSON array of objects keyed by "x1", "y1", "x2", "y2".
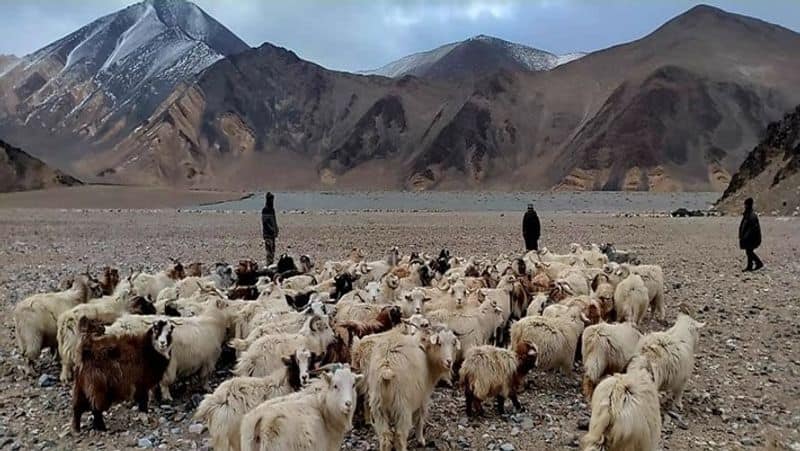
[{"x1": 2, "y1": 0, "x2": 799, "y2": 71}]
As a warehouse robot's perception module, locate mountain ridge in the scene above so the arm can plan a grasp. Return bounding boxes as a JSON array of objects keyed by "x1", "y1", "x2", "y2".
[{"x1": 2, "y1": 3, "x2": 800, "y2": 192}]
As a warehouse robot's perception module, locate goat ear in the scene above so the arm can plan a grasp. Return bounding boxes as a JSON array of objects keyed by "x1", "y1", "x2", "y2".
[
  {"x1": 281, "y1": 356, "x2": 292, "y2": 366},
  {"x1": 429, "y1": 334, "x2": 440, "y2": 345},
  {"x1": 354, "y1": 374, "x2": 364, "y2": 383},
  {"x1": 321, "y1": 371, "x2": 332, "y2": 385}
]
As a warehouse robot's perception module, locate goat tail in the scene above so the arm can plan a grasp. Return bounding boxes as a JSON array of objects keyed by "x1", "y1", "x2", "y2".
[
  {"x1": 580, "y1": 401, "x2": 611, "y2": 451},
  {"x1": 193, "y1": 395, "x2": 213, "y2": 422}
]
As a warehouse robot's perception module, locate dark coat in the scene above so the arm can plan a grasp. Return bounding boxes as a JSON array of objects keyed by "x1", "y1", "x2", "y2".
[
  {"x1": 261, "y1": 193, "x2": 278, "y2": 238},
  {"x1": 522, "y1": 208, "x2": 541, "y2": 251},
  {"x1": 739, "y1": 208, "x2": 761, "y2": 250}
]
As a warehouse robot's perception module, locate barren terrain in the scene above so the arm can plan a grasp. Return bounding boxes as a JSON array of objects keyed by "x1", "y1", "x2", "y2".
[{"x1": 0, "y1": 209, "x2": 798, "y2": 450}]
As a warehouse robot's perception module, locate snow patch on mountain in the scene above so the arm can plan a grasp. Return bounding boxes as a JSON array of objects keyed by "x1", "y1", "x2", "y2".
[{"x1": 555, "y1": 52, "x2": 586, "y2": 66}]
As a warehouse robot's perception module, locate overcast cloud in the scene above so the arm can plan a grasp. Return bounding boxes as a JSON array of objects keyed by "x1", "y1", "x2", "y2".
[{"x1": 1, "y1": 0, "x2": 799, "y2": 71}]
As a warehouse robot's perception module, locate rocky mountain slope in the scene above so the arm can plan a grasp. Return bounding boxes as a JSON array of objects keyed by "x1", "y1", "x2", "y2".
[
  {"x1": 717, "y1": 105, "x2": 800, "y2": 215},
  {"x1": 78, "y1": 43, "x2": 471, "y2": 188},
  {"x1": 361, "y1": 35, "x2": 584, "y2": 80},
  {"x1": 0, "y1": 139, "x2": 82, "y2": 192},
  {"x1": 0, "y1": 0, "x2": 248, "y2": 166}
]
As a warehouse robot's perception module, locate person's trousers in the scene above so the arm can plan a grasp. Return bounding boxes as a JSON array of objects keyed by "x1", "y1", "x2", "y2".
[
  {"x1": 745, "y1": 248, "x2": 763, "y2": 270},
  {"x1": 264, "y1": 237, "x2": 276, "y2": 266}
]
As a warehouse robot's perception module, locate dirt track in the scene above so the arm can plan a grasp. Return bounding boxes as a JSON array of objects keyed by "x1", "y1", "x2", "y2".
[{"x1": 0, "y1": 209, "x2": 798, "y2": 450}]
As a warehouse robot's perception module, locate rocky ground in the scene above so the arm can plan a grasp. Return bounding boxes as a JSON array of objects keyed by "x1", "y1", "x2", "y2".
[{"x1": 0, "y1": 209, "x2": 798, "y2": 451}]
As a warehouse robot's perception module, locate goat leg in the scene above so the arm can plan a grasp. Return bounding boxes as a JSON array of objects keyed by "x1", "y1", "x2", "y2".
[
  {"x1": 135, "y1": 387, "x2": 149, "y2": 413},
  {"x1": 495, "y1": 395, "x2": 506, "y2": 415},
  {"x1": 510, "y1": 392, "x2": 524, "y2": 412},
  {"x1": 91, "y1": 410, "x2": 107, "y2": 431}
]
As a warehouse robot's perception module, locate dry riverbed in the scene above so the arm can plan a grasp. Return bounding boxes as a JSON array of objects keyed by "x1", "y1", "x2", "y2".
[{"x1": 0, "y1": 209, "x2": 798, "y2": 450}]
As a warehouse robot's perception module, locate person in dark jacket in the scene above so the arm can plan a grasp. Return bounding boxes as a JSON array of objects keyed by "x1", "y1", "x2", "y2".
[
  {"x1": 522, "y1": 203, "x2": 541, "y2": 251},
  {"x1": 739, "y1": 197, "x2": 763, "y2": 272},
  {"x1": 261, "y1": 192, "x2": 279, "y2": 265}
]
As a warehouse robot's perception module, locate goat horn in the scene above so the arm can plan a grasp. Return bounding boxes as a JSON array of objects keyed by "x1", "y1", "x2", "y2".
[
  {"x1": 309, "y1": 363, "x2": 346, "y2": 375},
  {"x1": 453, "y1": 328, "x2": 474, "y2": 337}
]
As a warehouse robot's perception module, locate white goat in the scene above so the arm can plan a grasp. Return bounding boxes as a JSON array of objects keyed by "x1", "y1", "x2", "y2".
[
  {"x1": 14, "y1": 276, "x2": 93, "y2": 374},
  {"x1": 581, "y1": 367, "x2": 661, "y2": 451},
  {"x1": 194, "y1": 348, "x2": 314, "y2": 451},
  {"x1": 627, "y1": 314, "x2": 705, "y2": 410},
  {"x1": 239, "y1": 366, "x2": 361, "y2": 451}
]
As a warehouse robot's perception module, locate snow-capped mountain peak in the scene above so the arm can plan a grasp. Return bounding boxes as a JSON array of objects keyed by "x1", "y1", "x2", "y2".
[
  {"x1": 1, "y1": 0, "x2": 248, "y2": 137},
  {"x1": 361, "y1": 34, "x2": 584, "y2": 79}
]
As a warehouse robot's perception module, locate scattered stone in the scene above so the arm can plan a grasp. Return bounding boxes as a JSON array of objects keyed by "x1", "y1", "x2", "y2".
[
  {"x1": 499, "y1": 443, "x2": 515, "y2": 451},
  {"x1": 740, "y1": 437, "x2": 756, "y2": 447},
  {"x1": 37, "y1": 374, "x2": 56, "y2": 388},
  {"x1": 188, "y1": 423, "x2": 205, "y2": 435},
  {"x1": 137, "y1": 437, "x2": 154, "y2": 448}
]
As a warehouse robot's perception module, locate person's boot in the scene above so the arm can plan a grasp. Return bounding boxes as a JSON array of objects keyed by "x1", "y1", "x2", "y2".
[{"x1": 753, "y1": 262, "x2": 764, "y2": 271}]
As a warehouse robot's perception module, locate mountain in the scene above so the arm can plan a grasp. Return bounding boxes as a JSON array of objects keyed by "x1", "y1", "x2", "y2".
[
  {"x1": 77, "y1": 43, "x2": 471, "y2": 188},
  {"x1": 0, "y1": 139, "x2": 82, "y2": 192},
  {"x1": 403, "y1": 4, "x2": 800, "y2": 191},
  {"x1": 0, "y1": 55, "x2": 19, "y2": 74},
  {"x1": 0, "y1": 0, "x2": 248, "y2": 166},
  {"x1": 716, "y1": 105, "x2": 800, "y2": 215},
  {"x1": 361, "y1": 35, "x2": 584, "y2": 80},
  {"x1": 3, "y1": 4, "x2": 800, "y2": 192}
]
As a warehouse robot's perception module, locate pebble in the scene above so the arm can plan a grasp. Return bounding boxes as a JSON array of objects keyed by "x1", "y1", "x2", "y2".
[
  {"x1": 137, "y1": 437, "x2": 154, "y2": 448},
  {"x1": 740, "y1": 437, "x2": 755, "y2": 447},
  {"x1": 37, "y1": 374, "x2": 56, "y2": 388},
  {"x1": 520, "y1": 417, "x2": 534, "y2": 430},
  {"x1": 499, "y1": 443, "x2": 515, "y2": 451},
  {"x1": 188, "y1": 423, "x2": 205, "y2": 435}
]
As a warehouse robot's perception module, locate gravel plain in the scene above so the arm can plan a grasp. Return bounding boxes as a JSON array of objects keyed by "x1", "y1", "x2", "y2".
[{"x1": 0, "y1": 208, "x2": 798, "y2": 451}]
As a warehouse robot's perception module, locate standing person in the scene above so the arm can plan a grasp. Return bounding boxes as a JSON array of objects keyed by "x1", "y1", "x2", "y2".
[
  {"x1": 262, "y1": 192, "x2": 279, "y2": 266},
  {"x1": 523, "y1": 203, "x2": 541, "y2": 251},
  {"x1": 739, "y1": 197, "x2": 763, "y2": 272}
]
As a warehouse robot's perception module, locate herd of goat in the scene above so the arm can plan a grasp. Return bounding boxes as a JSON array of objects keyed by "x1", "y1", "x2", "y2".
[{"x1": 10, "y1": 242, "x2": 703, "y2": 451}]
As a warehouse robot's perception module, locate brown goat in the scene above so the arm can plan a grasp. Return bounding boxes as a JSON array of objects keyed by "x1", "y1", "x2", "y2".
[
  {"x1": 336, "y1": 305, "x2": 402, "y2": 339},
  {"x1": 531, "y1": 272, "x2": 551, "y2": 293},
  {"x1": 185, "y1": 262, "x2": 204, "y2": 278},
  {"x1": 235, "y1": 259, "x2": 260, "y2": 286},
  {"x1": 166, "y1": 259, "x2": 186, "y2": 280},
  {"x1": 72, "y1": 318, "x2": 173, "y2": 432},
  {"x1": 99, "y1": 267, "x2": 120, "y2": 296},
  {"x1": 228, "y1": 285, "x2": 259, "y2": 301},
  {"x1": 322, "y1": 326, "x2": 353, "y2": 365}
]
